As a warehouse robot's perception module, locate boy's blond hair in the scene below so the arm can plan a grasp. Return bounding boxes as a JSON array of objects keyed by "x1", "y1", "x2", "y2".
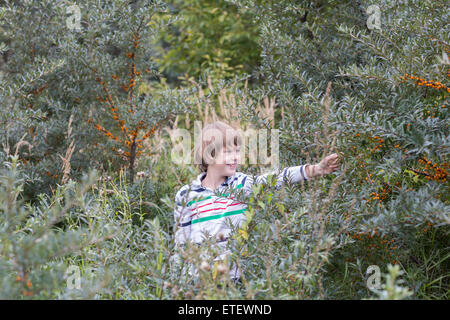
[{"x1": 194, "y1": 121, "x2": 241, "y2": 173}]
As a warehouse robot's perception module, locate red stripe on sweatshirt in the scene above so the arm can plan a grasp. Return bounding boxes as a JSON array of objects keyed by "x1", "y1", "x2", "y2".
[
  {"x1": 197, "y1": 202, "x2": 244, "y2": 214},
  {"x1": 190, "y1": 202, "x2": 244, "y2": 217},
  {"x1": 197, "y1": 201, "x2": 228, "y2": 209}
]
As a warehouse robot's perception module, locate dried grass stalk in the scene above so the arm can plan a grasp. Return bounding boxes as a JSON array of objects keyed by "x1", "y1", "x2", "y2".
[{"x1": 60, "y1": 140, "x2": 75, "y2": 184}]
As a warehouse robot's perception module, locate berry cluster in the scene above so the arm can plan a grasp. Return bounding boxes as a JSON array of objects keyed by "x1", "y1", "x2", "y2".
[
  {"x1": 347, "y1": 229, "x2": 399, "y2": 265},
  {"x1": 400, "y1": 73, "x2": 449, "y2": 92},
  {"x1": 417, "y1": 158, "x2": 449, "y2": 183},
  {"x1": 16, "y1": 275, "x2": 33, "y2": 297}
]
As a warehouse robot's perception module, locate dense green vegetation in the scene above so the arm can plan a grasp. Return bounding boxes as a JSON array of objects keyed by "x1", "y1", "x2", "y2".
[{"x1": 0, "y1": 0, "x2": 448, "y2": 299}]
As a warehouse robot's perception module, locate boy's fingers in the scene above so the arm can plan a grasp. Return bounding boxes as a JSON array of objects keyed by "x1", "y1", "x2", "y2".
[
  {"x1": 329, "y1": 153, "x2": 338, "y2": 159},
  {"x1": 322, "y1": 154, "x2": 341, "y2": 168},
  {"x1": 330, "y1": 157, "x2": 339, "y2": 164},
  {"x1": 325, "y1": 154, "x2": 338, "y2": 162}
]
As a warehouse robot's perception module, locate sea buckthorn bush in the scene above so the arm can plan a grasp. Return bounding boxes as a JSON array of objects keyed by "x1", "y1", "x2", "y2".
[
  {"x1": 229, "y1": 0, "x2": 449, "y2": 299},
  {"x1": 0, "y1": 0, "x2": 448, "y2": 299},
  {"x1": 0, "y1": 0, "x2": 193, "y2": 196}
]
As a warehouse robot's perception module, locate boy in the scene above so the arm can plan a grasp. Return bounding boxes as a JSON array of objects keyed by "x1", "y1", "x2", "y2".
[{"x1": 172, "y1": 121, "x2": 340, "y2": 281}]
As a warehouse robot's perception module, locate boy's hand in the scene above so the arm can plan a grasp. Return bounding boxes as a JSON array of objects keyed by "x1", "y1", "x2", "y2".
[{"x1": 309, "y1": 153, "x2": 340, "y2": 178}]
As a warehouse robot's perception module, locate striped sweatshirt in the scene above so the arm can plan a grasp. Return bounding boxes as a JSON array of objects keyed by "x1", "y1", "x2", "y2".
[{"x1": 173, "y1": 164, "x2": 310, "y2": 261}]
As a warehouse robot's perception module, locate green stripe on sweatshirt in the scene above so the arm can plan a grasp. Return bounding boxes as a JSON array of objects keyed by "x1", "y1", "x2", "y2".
[
  {"x1": 187, "y1": 196, "x2": 212, "y2": 207},
  {"x1": 216, "y1": 183, "x2": 243, "y2": 197},
  {"x1": 187, "y1": 184, "x2": 242, "y2": 207},
  {"x1": 191, "y1": 208, "x2": 248, "y2": 225}
]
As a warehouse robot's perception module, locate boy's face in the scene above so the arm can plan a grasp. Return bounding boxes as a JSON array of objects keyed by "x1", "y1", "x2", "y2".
[{"x1": 210, "y1": 144, "x2": 241, "y2": 177}]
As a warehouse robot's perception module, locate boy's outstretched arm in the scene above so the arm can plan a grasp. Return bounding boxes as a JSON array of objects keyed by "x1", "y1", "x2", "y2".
[
  {"x1": 241, "y1": 153, "x2": 341, "y2": 191},
  {"x1": 304, "y1": 153, "x2": 340, "y2": 179}
]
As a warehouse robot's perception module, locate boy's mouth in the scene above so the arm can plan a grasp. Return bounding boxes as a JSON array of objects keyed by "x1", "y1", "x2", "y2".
[{"x1": 227, "y1": 163, "x2": 237, "y2": 170}]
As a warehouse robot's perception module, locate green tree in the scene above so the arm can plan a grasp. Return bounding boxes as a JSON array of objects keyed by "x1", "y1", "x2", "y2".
[{"x1": 154, "y1": 0, "x2": 261, "y2": 82}]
